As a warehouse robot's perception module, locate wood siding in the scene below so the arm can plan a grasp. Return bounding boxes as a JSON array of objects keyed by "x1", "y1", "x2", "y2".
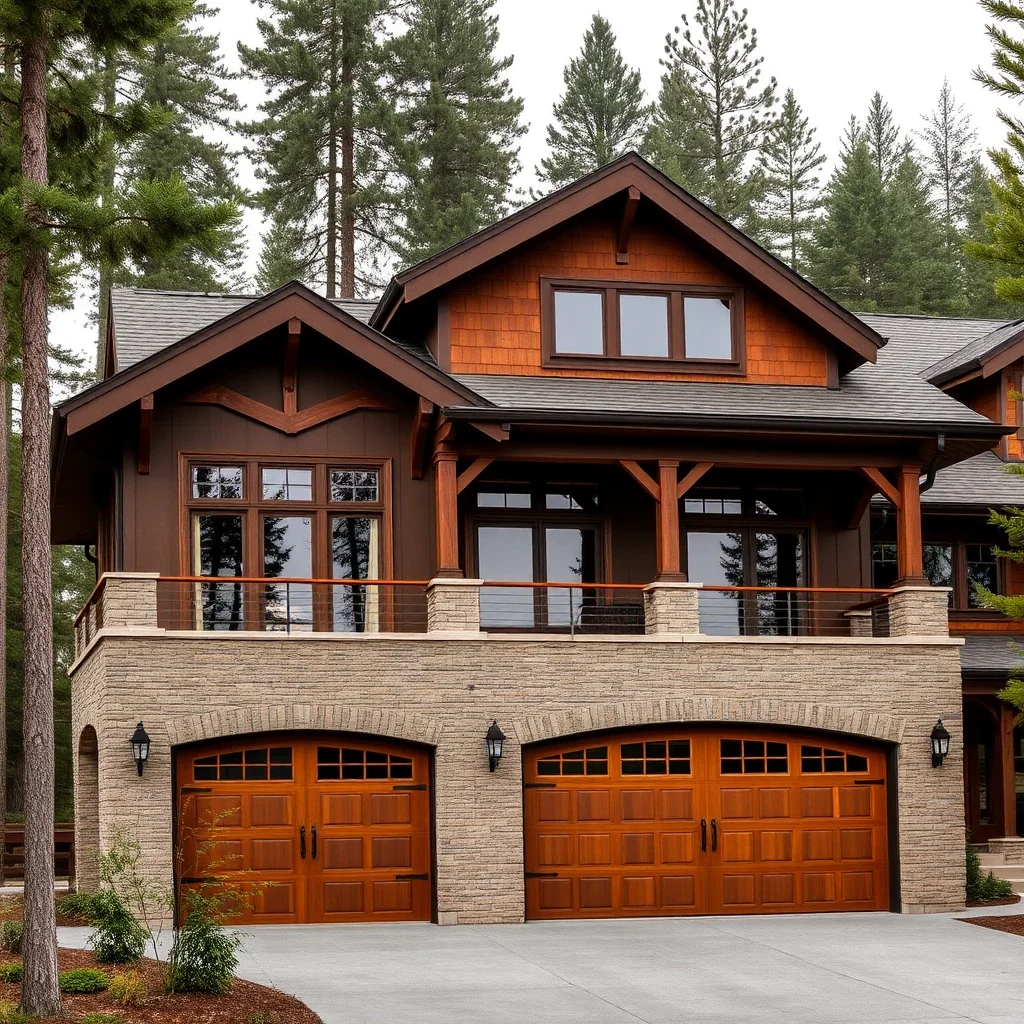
[{"x1": 446, "y1": 210, "x2": 830, "y2": 385}]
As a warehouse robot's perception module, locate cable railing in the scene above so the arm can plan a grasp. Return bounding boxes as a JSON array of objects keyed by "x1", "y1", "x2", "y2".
[
  {"x1": 478, "y1": 581, "x2": 647, "y2": 635},
  {"x1": 696, "y1": 586, "x2": 892, "y2": 638}
]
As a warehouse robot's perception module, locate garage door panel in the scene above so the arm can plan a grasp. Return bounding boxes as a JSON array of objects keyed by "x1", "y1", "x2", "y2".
[
  {"x1": 195, "y1": 794, "x2": 243, "y2": 827},
  {"x1": 323, "y1": 836, "x2": 363, "y2": 869},
  {"x1": 324, "y1": 881, "x2": 363, "y2": 914},
  {"x1": 195, "y1": 839, "x2": 244, "y2": 873},
  {"x1": 249, "y1": 838, "x2": 294, "y2": 871},
  {"x1": 249, "y1": 794, "x2": 293, "y2": 827},
  {"x1": 525, "y1": 727, "x2": 888, "y2": 921},
  {"x1": 322, "y1": 793, "x2": 362, "y2": 826}
]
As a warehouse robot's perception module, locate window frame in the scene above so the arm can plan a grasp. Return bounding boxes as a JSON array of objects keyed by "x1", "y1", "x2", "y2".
[
  {"x1": 540, "y1": 277, "x2": 745, "y2": 373},
  {"x1": 179, "y1": 453, "x2": 393, "y2": 630}
]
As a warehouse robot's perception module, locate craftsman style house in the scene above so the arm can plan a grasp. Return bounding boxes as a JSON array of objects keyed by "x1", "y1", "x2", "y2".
[{"x1": 54, "y1": 154, "x2": 1024, "y2": 927}]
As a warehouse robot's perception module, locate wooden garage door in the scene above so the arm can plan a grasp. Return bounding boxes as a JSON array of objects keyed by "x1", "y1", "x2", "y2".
[
  {"x1": 524, "y1": 727, "x2": 889, "y2": 920},
  {"x1": 176, "y1": 734, "x2": 431, "y2": 924}
]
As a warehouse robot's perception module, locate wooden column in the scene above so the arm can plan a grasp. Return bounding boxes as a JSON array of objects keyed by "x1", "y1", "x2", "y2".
[
  {"x1": 896, "y1": 464, "x2": 925, "y2": 583},
  {"x1": 656, "y1": 459, "x2": 683, "y2": 581},
  {"x1": 998, "y1": 701, "x2": 1018, "y2": 838},
  {"x1": 433, "y1": 451, "x2": 463, "y2": 578}
]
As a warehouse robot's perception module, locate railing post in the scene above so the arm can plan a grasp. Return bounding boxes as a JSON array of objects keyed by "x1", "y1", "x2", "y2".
[
  {"x1": 887, "y1": 586, "x2": 950, "y2": 636},
  {"x1": 643, "y1": 582, "x2": 701, "y2": 634},
  {"x1": 427, "y1": 578, "x2": 481, "y2": 633},
  {"x1": 99, "y1": 573, "x2": 160, "y2": 630}
]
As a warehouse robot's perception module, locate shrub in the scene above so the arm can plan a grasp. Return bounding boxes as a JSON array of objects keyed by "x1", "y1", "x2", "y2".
[
  {"x1": 88, "y1": 890, "x2": 147, "y2": 964},
  {"x1": 966, "y1": 840, "x2": 1016, "y2": 902},
  {"x1": 59, "y1": 967, "x2": 109, "y2": 994},
  {"x1": 0, "y1": 998, "x2": 30, "y2": 1024},
  {"x1": 166, "y1": 889, "x2": 240, "y2": 994},
  {"x1": 0, "y1": 963, "x2": 21, "y2": 984},
  {"x1": 108, "y1": 969, "x2": 147, "y2": 1007},
  {"x1": 0, "y1": 923, "x2": 21, "y2": 956},
  {"x1": 58, "y1": 891, "x2": 105, "y2": 923},
  {"x1": 81, "y1": 1014, "x2": 124, "y2": 1024},
  {"x1": 248, "y1": 1013, "x2": 281, "y2": 1024}
]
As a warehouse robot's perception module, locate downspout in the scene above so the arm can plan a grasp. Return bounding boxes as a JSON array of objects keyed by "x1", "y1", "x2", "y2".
[{"x1": 919, "y1": 434, "x2": 946, "y2": 494}]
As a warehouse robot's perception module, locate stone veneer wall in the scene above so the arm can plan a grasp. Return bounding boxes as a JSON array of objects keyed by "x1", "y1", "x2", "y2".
[{"x1": 71, "y1": 629, "x2": 967, "y2": 923}]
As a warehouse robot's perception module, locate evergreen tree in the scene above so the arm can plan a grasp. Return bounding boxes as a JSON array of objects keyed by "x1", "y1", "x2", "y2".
[
  {"x1": 757, "y1": 88, "x2": 824, "y2": 270},
  {"x1": 644, "y1": 0, "x2": 776, "y2": 230},
  {"x1": 254, "y1": 214, "x2": 307, "y2": 292},
  {"x1": 864, "y1": 91, "x2": 907, "y2": 182},
  {"x1": 240, "y1": 0, "x2": 396, "y2": 297},
  {"x1": 536, "y1": 14, "x2": 649, "y2": 190},
  {"x1": 386, "y1": 0, "x2": 525, "y2": 265},
  {"x1": 921, "y1": 80, "x2": 979, "y2": 231},
  {"x1": 970, "y1": 1, "x2": 1024, "y2": 304}
]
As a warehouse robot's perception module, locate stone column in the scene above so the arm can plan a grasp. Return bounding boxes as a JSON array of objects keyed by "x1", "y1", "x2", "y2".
[
  {"x1": 887, "y1": 586, "x2": 950, "y2": 636},
  {"x1": 101, "y1": 573, "x2": 161, "y2": 630},
  {"x1": 643, "y1": 582, "x2": 701, "y2": 634},
  {"x1": 844, "y1": 609, "x2": 875, "y2": 638},
  {"x1": 427, "y1": 578, "x2": 482, "y2": 633}
]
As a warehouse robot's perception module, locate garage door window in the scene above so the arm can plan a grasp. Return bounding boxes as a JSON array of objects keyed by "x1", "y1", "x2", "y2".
[
  {"x1": 720, "y1": 738, "x2": 788, "y2": 774},
  {"x1": 536, "y1": 746, "x2": 609, "y2": 776},
  {"x1": 800, "y1": 745, "x2": 869, "y2": 773},
  {"x1": 621, "y1": 739, "x2": 691, "y2": 775},
  {"x1": 193, "y1": 746, "x2": 292, "y2": 781},
  {"x1": 316, "y1": 746, "x2": 414, "y2": 780}
]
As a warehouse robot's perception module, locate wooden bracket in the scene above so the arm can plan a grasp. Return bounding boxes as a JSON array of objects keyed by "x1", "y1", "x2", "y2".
[
  {"x1": 677, "y1": 461, "x2": 714, "y2": 500},
  {"x1": 410, "y1": 397, "x2": 435, "y2": 480},
  {"x1": 847, "y1": 485, "x2": 876, "y2": 531},
  {"x1": 182, "y1": 383, "x2": 397, "y2": 434},
  {"x1": 620, "y1": 459, "x2": 660, "y2": 501},
  {"x1": 138, "y1": 394, "x2": 153, "y2": 474},
  {"x1": 858, "y1": 467, "x2": 901, "y2": 508},
  {"x1": 457, "y1": 457, "x2": 495, "y2": 494},
  {"x1": 283, "y1": 318, "x2": 301, "y2": 415},
  {"x1": 468, "y1": 420, "x2": 510, "y2": 442},
  {"x1": 616, "y1": 186, "x2": 641, "y2": 264}
]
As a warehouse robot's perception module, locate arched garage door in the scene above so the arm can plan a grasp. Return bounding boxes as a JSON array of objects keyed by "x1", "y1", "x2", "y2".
[
  {"x1": 524, "y1": 727, "x2": 889, "y2": 919},
  {"x1": 176, "y1": 733, "x2": 431, "y2": 924}
]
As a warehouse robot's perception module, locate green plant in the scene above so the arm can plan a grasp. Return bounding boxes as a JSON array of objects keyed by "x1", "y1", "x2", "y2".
[
  {"x1": 58, "y1": 891, "x2": 106, "y2": 923},
  {"x1": 0, "y1": 998, "x2": 30, "y2": 1024},
  {"x1": 88, "y1": 890, "x2": 147, "y2": 964},
  {"x1": 81, "y1": 1015, "x2": 123, "y2": 1024},
  {"x1": 166, "y1": 888, "x2": 240, "y2": 994},
  {"x1": 0, "y1": 923, "x2": 21, "y2": 955},
  {"x1": 59, "y1": 967, "x2": 109, "y2": 994},
  {"x1": 108, "y1": 969, "x2": 147, "y2": 1007},
  {"x1": 248, "y1": 1013, "x2": 281, "y2": 1024},
  {"x1": 966, "y1": 838, "x2": 1016, "y2": 902},
  {"x1": 0, "y1": 963, "x2": 21, "y2": 984}
]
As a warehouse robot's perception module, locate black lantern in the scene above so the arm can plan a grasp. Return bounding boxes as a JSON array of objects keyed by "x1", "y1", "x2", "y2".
[
  {"x1": 930, "y1": 718, "x2": 951, "y2": 768},
  {"x1": 130, "y1": 721, "x2": 151, "y2": 776},
  {"x1": 486, "y1": 720, "x2": 505, "y2": 772}
]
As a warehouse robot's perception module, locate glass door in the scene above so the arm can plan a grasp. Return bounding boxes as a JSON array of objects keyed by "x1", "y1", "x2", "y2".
[
  {"x1": 544, "y1": 527, "x2": 597, "y2": 629},
  {"x1": 193, "y1": 513, "x2": 244, "y2": 629},
  {"x1": 262, "y1": 514, "x2": 313, "y2": 631},
  {"x1": 478, "y1": 525, "x2": 535, "y2": 628}
]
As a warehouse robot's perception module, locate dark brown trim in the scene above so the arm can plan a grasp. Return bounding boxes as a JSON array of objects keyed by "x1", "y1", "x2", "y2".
[
  {"x1": 410, "y1": 398, "x2": 434, "y2": 480},
  {"x1": 456, "y1": 457, "x2": 495, "y2": 494},
  {"x1": 539, "y1": 277, "x2": 745, "y2": 375},
  {"x1": 859, "y1": 467, "x2": 901, "y2": 508},
  {"x1": 618, "y1": 460, "x2": 660, "y2": 501},
  {"x1": 616, "y1": 186, "x2": 640, "y2": 264},
  {"x1": 676, "y1": 461, "x2": 714, "y2": 500},
  {"x1": 137, "y1": 394, "x2": 153, "y2": 475},
  {"x1": 373, "y1": 154, "x2": 884, "y2": 370},
  {"x1": 283, "y1": 318, "x2": 301, "y2": 415},
  {"x1": 436, "y1": 294, "x2": 451, "y2": 373}
]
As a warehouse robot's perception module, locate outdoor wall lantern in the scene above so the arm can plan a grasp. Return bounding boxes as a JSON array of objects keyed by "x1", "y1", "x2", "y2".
[
  {"x1": 486, "y1": 720, "x2": 506, "y2": 772},
  {"x1": 130, "y1": 721, "x2": 151, "y2": 776},
  {"x1": 930, "y1": 718, "x2": 951, "y2": 768}
]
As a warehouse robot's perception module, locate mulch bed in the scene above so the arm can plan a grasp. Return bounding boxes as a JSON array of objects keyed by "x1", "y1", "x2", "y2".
[
  {"x1": 959, "y1": 914, "x2": 1024, "y2": 937},
  {"x1": 0, "y1": 893, "x2": 90, "y2": 927},
  {"x1": 965, "y1": 894, "x2": 1021, "y2": 908},
  {"x1": 0, "y1": 947, "x2": 322, "y2": 1024}
]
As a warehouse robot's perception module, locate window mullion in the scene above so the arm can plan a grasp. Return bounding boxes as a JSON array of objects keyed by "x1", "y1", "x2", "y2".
[{"x1": 605, "y1": 287, "x2": 619, "y2": 357}]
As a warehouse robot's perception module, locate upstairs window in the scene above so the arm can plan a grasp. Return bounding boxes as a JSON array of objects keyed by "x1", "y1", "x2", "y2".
[{"x1": 544, "y1": 279, "x2": 741, "y2": 369}]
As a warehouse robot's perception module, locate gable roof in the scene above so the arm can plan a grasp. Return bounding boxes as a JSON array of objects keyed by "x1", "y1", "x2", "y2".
[
  {"x1": 921, "y1": 317, "x2": 1024, "y2": 386},
  {"x1": 108, "y1": 288, "x2": 383, "y2": 373},
  {"x1": 373, "y1": 152, "x2": 885, "y2": 373},
  {"x1": 60, "y1": 281, "x2": 485, "y2": 437}
]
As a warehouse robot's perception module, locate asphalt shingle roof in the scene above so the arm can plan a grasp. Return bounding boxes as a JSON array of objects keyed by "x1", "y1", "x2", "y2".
[
  {"x1": 109, "y1": 288, "x2": 382, "y2": 371},
  {"x1": 959, "y1": 633, "x2": 1024, "y2": 675},
  {"x1": 858, "y1": 312, "x2": 1008, "y2": 375},
  {"x1": 921, "y1": 319, "x2": 1024, "y2": 385}
]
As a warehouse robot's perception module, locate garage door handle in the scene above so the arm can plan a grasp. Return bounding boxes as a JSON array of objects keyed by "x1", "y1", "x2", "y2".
[
  {"x1": 700, "y1": 819, "x2": 707, "y2": 853},
  {"x1": 711, "y1": 819, "x2": 718, "y2": 852},
  {"x1": 311, "y1": 824, "x2": 317, "y2": 860},
  {"x1": 299, "y1": 825, "x2": 306, "y2": 859}
]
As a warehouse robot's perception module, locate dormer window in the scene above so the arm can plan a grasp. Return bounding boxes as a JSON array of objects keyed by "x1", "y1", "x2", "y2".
[{"x1": 542, "y1": 278, "x2": 742, "y2": 371}]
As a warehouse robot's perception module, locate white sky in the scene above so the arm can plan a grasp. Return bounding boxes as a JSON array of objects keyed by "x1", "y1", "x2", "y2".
[{"x1": 50, "y1": 0, "x2": 1009, "y2": 373}]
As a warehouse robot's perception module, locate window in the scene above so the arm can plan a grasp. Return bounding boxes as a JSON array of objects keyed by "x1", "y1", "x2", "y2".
[
  {"x1": 721, "y1": 739, "x2": 788, "y2": 774},
  {"x1": 684, "y1": 490, "x2": 742, "y2": 515},
  {"x1": 966, "y1": 544, "x2": 998, "y2": 607},
  {"x1": 871, "y1": 539, "x2": 1001, "y2": 609},
  {"x1": 544, "y1": 279, "x2": 741, "y2": 368},
  {"x1": 536, "y1": 746, "x2": 608, "y2": 776},
  {"x1": 186, "y1": 457, "x2": 388, "y2": 631},
  {"x1": 621, "y1": 739, "x2": 690, "y2": 776},
  {"x1": 316, "y1": 746, "x2": 413, "y2": 781},
  {"x1": 191, "y1": 465, "x2": 242, "y2": 499},
  {"x1": 194, "y1": 746, "x2": 292, "y2": 781},
  {"x1": 800, "y1": 745, "x2": 868, "y2": 773},
  {"x1": 477, "y1": 490, "x2": 532, "y2": 509}
]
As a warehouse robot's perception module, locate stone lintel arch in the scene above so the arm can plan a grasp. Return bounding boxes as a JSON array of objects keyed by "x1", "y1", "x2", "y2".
[
  {"x1": 514, "y1": 697, "x2": 905, "y2": 748},
  {"x1": 165, "y1": 704, "x2": 442, "y2": 750}
]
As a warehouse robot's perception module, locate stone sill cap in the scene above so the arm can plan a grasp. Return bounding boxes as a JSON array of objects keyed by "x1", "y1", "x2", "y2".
[
  {"x1": 427, "y1": 578, "x2": 484, "y2": 587},
  {"x1": 99, "y1": 571, "x2": 161, "y2": 581},
  {"x1": 888, "y1": 585, "x2": 953, "y2": 594}
]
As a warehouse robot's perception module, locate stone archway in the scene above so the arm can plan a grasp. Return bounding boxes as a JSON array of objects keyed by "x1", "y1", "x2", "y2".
[{"x1": 75, "y1": 725, "x2": 100, "y2": 891}]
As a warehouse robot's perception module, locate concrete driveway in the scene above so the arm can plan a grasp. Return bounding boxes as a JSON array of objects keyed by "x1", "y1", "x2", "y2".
[{"x1": 60, "y1": 906, "x2": 1024, "y2": 1024}]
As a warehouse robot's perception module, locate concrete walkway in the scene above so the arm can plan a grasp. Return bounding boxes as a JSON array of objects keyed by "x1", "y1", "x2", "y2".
[{"x1": 59, "y1": 906, "x2": 1024, "y2": 1024}]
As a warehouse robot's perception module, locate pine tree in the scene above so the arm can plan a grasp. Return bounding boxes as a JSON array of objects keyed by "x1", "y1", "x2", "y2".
[
  {"x1": 921, "y1": 80, "x2": 979, "y2": 231},
  {"x1": 536, "y1": 14, "x2": 649, "y2": 190},
  {"x1": 864, "y1": 91, "x2": 907, "y2": 182},
  {"x1": 240, "y1": 0, "x2": 395, "y2": 297},
  {"x1": 254, "y1": 214, "x2": 307, "y2": 292},
  {"x1": 644, "y1": 0, "x2": 776, "y2": 230},
  {"x1": 758, "y1": 88, "x2": 824, "y2": 269},
  {"x1": 386, "y1": 0, "x2": 525, "y2": 265}
]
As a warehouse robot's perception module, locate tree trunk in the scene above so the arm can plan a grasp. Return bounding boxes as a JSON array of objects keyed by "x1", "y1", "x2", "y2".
[
  {"x1": 19, "y1": 23, "x2": 61, "y2": 1020},
  {"x1": 0, "y1": 259, "x2": 10, "y2": 889},
  {"x1": 340, "y1": 9, "x2": 356, "y2": 299},
  {"x1": 96, "y1": 55, "x2": 117, "y2": 376},
  {"x1": 325, "y1": 4, "x2": 339, "y2": 298}
]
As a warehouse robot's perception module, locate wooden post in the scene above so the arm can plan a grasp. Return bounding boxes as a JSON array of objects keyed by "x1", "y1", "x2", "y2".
[
  {"x1": 433, "y1": 451, "x2": 462, "y2": 578},
  {"x1": 896, "y1": 465, "x2": 925, "y2": 583},
  {"x1": 999, "y1": 701, "x2": 1018, "y2": 838},
  {"x1": 656, "y1": 459, "x2": 683, "y2": 581}
]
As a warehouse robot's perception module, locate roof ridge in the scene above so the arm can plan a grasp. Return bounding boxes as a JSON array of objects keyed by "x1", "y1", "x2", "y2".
[
  {"x1": 857, "y1": 310, "x2": 1009, "y2": 323},
  {"x1": 113, "y1": 287, "x2": 262, "y2": 299}
]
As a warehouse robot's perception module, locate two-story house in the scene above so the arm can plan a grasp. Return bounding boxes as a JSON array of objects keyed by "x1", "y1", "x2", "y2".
[{"x1": 53, "y1": 154, "x2": 1013, "y2": 926}]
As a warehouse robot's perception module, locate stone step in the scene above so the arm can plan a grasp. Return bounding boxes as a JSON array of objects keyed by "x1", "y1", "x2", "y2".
[
  {"x1": 990, "y1": 865, "x2": 1024, "y2": 881},
  {"x1": 977, "y1": 853, "x2": 1004, "y2": 866}
]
